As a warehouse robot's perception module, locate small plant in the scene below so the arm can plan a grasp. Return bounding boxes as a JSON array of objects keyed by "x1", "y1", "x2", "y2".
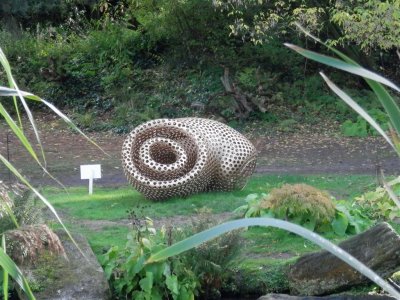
[
  {"x1": 341, "y1": 108, "x2": 389, "y2": 137},
  {"x1": 354, "y1": 179, "x2": 400, "y2": 221},
  {"x1": 181, "y1": 210, "x2": 240, "y2": 299},
  {"x1": 235, "y1": 184, "x2": 372, "y2": 235},
  {"x1": 234, "y1": 193, "x2": 268, "y2": 218},
  {"x1": 99, "y1": 217, "x2": 199, "y2": 300},
  {"x1": 332, "y1": 200, "x2": 373, "y2": 236},
  {"x1": 262, "y1": 184, "x2": 336, "y2": 226},
  {"x1": 8, "y1": 191, "x2": 42, "y2": 231},
  {"x1": 263, "y1": 184, "x2": 336, "y2": 231},
  {"x1": 0, "y1": 183, "x2": 43, "y2": 233}
]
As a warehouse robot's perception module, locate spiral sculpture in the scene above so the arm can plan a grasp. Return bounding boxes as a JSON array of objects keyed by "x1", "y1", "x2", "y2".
[{"x1": 122, "y1": 118, "x2": 257, "y2": 200}]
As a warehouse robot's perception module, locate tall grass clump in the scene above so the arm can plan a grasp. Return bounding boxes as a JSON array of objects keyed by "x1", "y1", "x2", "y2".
[{"x1": 0, "y1": 44, "x2": 106, "y2": 298}]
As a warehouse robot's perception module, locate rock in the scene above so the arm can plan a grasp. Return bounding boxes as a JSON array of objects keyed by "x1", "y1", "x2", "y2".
[
  {"x1": 5, "y1": 224, "x2": 66, "y2": 265},
  {"x1": 288, "y1": 222, "x2": 400, "y2": 295},
  {"x1": 258, "y1": 294, "x2": 396, "y2": 300},
  {"x1": 19, "y1": 229, "x2": 111, "y2": 300}
]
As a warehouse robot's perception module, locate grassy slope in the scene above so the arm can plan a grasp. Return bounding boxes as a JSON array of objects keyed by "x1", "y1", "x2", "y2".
[{"x1": 45, "y1": 174, "x2": 379, "y2": 295}]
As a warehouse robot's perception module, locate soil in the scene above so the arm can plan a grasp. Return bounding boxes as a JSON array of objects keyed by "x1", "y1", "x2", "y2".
[
  {"x1": 56, "y1": 211, "x2": 235, "y2": 232},
  {"x1": 1, "y1": 114, "x2": 399, "y2": 187}
]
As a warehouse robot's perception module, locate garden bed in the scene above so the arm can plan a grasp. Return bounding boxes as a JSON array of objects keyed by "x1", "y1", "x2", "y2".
[{"x1": 42, "y1": 173, "x2": 395, "y2": 298}]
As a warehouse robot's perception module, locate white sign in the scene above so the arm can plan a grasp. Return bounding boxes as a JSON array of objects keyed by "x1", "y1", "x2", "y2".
[{"x1": 80, "y1": 164, "x2": 102, "y2": 195}]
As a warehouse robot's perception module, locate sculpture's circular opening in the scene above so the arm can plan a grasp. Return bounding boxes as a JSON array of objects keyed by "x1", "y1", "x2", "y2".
[{"x1": 149, "y1": 141, "x2": 178, "y2": 164}]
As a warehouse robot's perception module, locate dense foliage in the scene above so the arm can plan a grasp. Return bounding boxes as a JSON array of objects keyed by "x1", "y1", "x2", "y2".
[
  {"x1": 355, "y1": 179, "x2": 400, "y2": 221},
  {"x1": 1, "y1": 0, "x2": 398, "y2": 133},
  {"x1": 235, "y1": 184, "x2": 372, "y2": 235},
  {"x1": 261, "y1": 184, "x2": 336, "y2": 227},
  {"x1": 100, "y1": 211, "x2": 241, "y2": 299},
  {"x1": 100, "y1": 218, "x2": 200, "y2": 300}
]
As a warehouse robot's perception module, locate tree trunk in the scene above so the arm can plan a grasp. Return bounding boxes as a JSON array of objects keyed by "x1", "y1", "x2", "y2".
[{"x1": 288, "y1": 222, "x2": 400, "y2": 295}]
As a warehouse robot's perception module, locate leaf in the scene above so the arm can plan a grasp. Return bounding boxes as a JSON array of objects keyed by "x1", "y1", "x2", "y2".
[
  {"x1": 0, "y1": 48, "x2": 47, "y2": 165},
  {"x1": 233, "y1": 205, "x2": 248, "y2": 214},
  {"x1": 2, "y1": 235, "x2": 9, "y2": 300},
  {"x1": 381, "y1": 171, "x2": 400, "y2": 209},
  {"x1": 283, "y1": 44, "x2": 400, "y2": 93},
  {"x1": 0, "y1": 154, "x2": 84, "y2": 258},
  {"x1": 320, "y1": 73, "x2": 396, "y2": 151},
  {"x1": 178, "y1": 286, "x2": 193, "y2": 300},
  {"x1": 332, "y1": 212, "x2": 349, "y2": 236},
  {"x1": 166, "y1": 275, "x2": 179, "y2": 295},
  {"x1": 141, "y1": 238, "x2": 152, "y2": 250},
  {"x1": 150, "y1": 290, "x2": 163, "y2": 300},
  {"x1": 367, "y1": 81, "x2": 400, "y2": 138},
  {"x1": 302, "y1": 217, "x2": 316, "y2": 232},
  {"x1": 146, "y1": 218, "x2": 400, "y2": 299},
  {"x1": 0, "y1": 49, "x2": 23, "y2": 129},
  {"x1": 144, "y1": 262, "x2": 166, "y2": 282},
  {"x1": 289, "y1": 23, "x2": 400, "y2": 137},
  {"x1": 129, "y1": 255, "x2": 146, "y2": 276},
  {"x1": 139, "y1": 272, "x2": 153, "y2": 292},
  {"x1": 245, "y1": 193, "x2": 259, "y2": 203},
  {"x1": 0, "y1": 87, "x2": 109, "y2": 157},
  {"x1": 244, "y1": 206, "x2": 258, "y2": 218},
  {"x1": 0, "y1": 102, "x2": 40, "y2": 164},
  {"x1": 0, "y1": 247, "x2": 35, "y2": 299}
]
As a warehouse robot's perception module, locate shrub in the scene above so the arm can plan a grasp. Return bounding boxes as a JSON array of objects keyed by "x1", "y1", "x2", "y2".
[
  {"x1": 99, "y1": 217, "x2": 199, "y2": 299},
  {"x1": 261, "y1": 184, "x2": 336, "y2": 230},
  {"x1": 355, "y1": 179, "x2": 400, "y2": 221},
  {"x1": 341, "y1": 108, "x2": 389, "y2": 137},
  {"x1": 235, "y1": 185, "x2": 372, "y2": 235}
]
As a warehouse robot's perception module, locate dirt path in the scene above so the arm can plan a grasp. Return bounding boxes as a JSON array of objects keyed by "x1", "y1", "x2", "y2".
[
  {"x1": 44, "y1": 205, "x2": 234, "y2": 232},
  {"x1": 1, "y1": 116, "x2": 399, "y2": 186},
  {"x1": 73, "y1": 212, "x2": 235, "y2": 231}
]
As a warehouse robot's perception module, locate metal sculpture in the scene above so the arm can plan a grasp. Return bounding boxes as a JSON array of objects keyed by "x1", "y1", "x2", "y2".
[{"x1": 122, "y1": 118, "x2": 257, "y2": 200}]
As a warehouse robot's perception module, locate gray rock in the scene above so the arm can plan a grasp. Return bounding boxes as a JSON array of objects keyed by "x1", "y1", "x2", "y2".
[
  {"x1": 288, "y1": 223, "x2": 400, "y2": 296},
  {"x1": 258, "y1": 293, "x2": 396, "y2": 300},
  {"x1": 21, "y1": 230, "x2": 111, "y2": 300}
]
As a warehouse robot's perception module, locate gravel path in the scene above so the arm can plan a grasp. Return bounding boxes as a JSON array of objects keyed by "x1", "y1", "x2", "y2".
[{"x1": 1, "y1": 119, "x2": 399, "y2": 186}]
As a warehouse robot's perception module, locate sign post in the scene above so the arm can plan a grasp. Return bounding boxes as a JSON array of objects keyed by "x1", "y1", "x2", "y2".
[{"x1": 80, "y1": 165, "x2": 101, "y2": 195}]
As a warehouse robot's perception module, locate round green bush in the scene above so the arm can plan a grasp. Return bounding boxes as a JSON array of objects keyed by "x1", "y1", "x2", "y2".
[{"x1": 261, "y1": 184, "x2": 336, "y2": 228}]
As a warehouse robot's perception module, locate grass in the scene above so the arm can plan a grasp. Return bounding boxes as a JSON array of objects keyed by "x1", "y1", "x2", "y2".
[
  {"x1": 44, "y1": 174, "x2": 377, "y2": 221},
  {"x1": 44, "y1": 173, "x2": 377, "y2": 256}
]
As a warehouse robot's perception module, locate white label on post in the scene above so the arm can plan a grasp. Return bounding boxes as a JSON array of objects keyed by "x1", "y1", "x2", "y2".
[{"x1": 80, "y1": 165, "x2": 101, "y2": 195}]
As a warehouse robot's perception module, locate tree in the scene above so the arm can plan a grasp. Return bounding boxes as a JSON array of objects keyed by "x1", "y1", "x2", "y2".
[{"x1": 212, "y1": 0, "x2": 400, "y2": 53}]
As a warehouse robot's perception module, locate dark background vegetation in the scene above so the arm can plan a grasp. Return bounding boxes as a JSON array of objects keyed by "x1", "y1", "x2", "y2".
[{"x1": 0, "y1": 0, "x2": 398, "y2": 134}]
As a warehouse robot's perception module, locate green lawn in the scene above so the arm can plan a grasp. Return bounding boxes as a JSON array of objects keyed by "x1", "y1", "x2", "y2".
[
  {"x1": 45, "y1": 173, "x2": 378, "y2": 260},
  {"x1": 45, "y1": 174, "x2": 377, "y2": 221}
]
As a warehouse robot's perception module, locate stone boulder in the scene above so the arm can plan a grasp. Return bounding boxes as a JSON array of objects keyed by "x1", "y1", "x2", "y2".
[{"x1": 18, "y1": 229, "x2": 110, "y2": 300}]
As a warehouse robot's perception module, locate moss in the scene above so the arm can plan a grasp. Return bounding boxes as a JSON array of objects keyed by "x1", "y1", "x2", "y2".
[
  {"x1": 30, "y1": 252, "x2": 66, "y2": 287},
  {"x1": 224, "y1": 259, "x2": 291, "y2": 296}
]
